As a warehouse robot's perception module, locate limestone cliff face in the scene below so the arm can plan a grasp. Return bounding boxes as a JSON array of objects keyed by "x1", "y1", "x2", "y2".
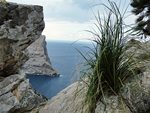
[
  {"x1": 0, "y1": 2, "x2": 57, "y2": 113},
  {"x1": 20, "y1": 35, "x2": 57, "y2": 75},
  {"x1": 0, "y1": 2, "x2": 56, "y2": 76},
  {"x1": 0, "y1": 2, "x2": 43, "y2": 77},
  {"x1": 0, "y1": 74, "x2": 47, "y2": 113}
]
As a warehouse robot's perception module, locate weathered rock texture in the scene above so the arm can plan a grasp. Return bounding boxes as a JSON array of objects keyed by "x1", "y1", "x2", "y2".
[
  {"x1": 0, "y1": 74, "x2": 46, "y2": 113},
  {"x1": 31, "y1": 40, "x2": 150, "y2": 113},
  {"x1": 0, "y1": 2, "x2": 57, "y2": 113},
  {"x1": 0, "y1": 2, "x2": 56, "y2": 77},
  {"x1": 122, "y1": 40, "x2": 150, "y2": 113},
  {"x1": 0, "y1": 2, "x2": 44, "y2": 77},
  {"x1": 20, "y1": 35, "x2": 57, "y2": 75}
]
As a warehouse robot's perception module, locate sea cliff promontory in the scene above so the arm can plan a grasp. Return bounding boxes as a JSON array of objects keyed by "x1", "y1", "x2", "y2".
[{"x1": 0, "y1": 2, "x2": 57, "y2": 113}]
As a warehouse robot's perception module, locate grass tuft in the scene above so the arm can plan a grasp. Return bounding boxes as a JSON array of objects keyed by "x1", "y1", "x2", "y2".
[{"x1": 79, "y1": 1, "x2": 135, "y2": 113}]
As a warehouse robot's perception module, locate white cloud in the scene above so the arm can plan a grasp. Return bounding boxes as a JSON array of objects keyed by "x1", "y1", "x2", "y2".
[
  {"x1": 43, "y1": 20, "x2": 93, "y2": 41},
  {"x1": 43, "y1": 0, "x2": 90, "y2": 22}
]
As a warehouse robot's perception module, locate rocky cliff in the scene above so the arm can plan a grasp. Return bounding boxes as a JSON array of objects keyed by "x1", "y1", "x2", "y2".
[
  {"x1": 0, "y1": 74, "x2": 46, "y2": 113},
  {"x1": 20, "y1": 35, "x2": 57, "y2": 75},
  {"x1": 31, "y1": 40, "x2": 150, "y2": 113},
  {"x1": 0, "y1": 2, "x2": 57, "y2": 113},
  {"x1": 0, "y1": 2, "x2": 57, "y2": 77}
]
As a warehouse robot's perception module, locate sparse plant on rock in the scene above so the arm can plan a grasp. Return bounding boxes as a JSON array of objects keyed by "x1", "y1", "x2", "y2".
[{"x1": 79, "y1": 1, "x2": 135, "y2": 113}]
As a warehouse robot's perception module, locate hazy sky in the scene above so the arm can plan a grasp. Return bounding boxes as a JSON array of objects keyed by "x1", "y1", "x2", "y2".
[{"x1": 7, "y1": 0, "x2": 135, "y2": 41}]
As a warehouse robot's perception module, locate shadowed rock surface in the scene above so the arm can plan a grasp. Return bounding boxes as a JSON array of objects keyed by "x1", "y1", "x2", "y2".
[{"x1": 0, "y1": 2, "x2": 57, "y2": 113}]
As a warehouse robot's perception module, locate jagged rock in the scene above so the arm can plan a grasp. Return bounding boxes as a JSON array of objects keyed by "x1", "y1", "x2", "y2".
[
  {"x1": 0, "y1": 74, "x2": 46, "y2": 113},
  {"x1": 122, "y1": 39, "x2": 150, "y2": 113},
  {"x1": 0, "y1": 2, "x2": 57, "y2": 113},
  {"x1": 0, "y1": 2, "x2": 56, "y2": 77},
  {"x1": 121, "y1": 71, "x2": 150, "y2": 113},
  {"x1": 0, "y1": 2, "x2": 45, "y2": 77},
  {"x1": 20, "y1": 35, "x2": 57, "y2": 76}
]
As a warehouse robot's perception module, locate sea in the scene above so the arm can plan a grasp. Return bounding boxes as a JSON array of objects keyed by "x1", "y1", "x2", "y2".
[{"x1": 27, "y1": 40, "x2": 93, "y2": 99}]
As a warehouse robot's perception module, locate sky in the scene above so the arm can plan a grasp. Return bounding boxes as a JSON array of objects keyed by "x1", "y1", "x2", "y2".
[{"x1": 7, "y1": 0, "x2": 136, "y2": 41}]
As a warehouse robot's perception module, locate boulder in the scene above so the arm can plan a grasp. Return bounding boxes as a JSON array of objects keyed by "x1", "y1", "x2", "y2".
[{"x1": 0, "y1": 74, "x2": 47, "y2": 113}]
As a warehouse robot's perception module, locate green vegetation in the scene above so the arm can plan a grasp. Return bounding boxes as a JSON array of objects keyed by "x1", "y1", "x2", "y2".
[
  {"x1": 130, "y1": 0, "x2": 150, "y2": 36},
  {"x1": 79, "y1": 1, "x2": 135, "y2": 113}
]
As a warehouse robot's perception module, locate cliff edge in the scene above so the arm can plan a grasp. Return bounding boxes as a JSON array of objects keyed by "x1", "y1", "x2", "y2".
[
  {"x1": 0, "y1": 2, "x2": 57, "y2": 113},
  {"x1": 20, "y1": 35, "x2": 57, "y2": 76},
  {"x1": 0, "y1": 2, "x2": 57, "y2": 77}
]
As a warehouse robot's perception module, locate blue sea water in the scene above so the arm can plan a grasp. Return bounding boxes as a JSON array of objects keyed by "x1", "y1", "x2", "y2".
[{"x1": 27, "y1": 40, "x2": 92, "y2": 99}]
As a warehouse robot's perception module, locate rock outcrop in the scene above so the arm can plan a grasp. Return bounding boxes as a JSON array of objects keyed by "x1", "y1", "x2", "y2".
[
  {"x1": 31, "y1": 40, "x2": 150, "y2": 113},
  {"x1": 0, "y1": 74, "x2": 46, "y2": 113},
  {"x1": 20, "y1": 35, "x2": 57, "y2": 76},
  {"x1": 0, "y1": 2, "x2": 56, "y2": 77},
  {"x1": 122, "y1": 40, "x2": 150, "y2": 113},
  {"x1": 0, "y1": 2, "x2": 57, "y2": 113},
  {"x1": 0, "y1": 2, "x2": 44, "y2": 77}
]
